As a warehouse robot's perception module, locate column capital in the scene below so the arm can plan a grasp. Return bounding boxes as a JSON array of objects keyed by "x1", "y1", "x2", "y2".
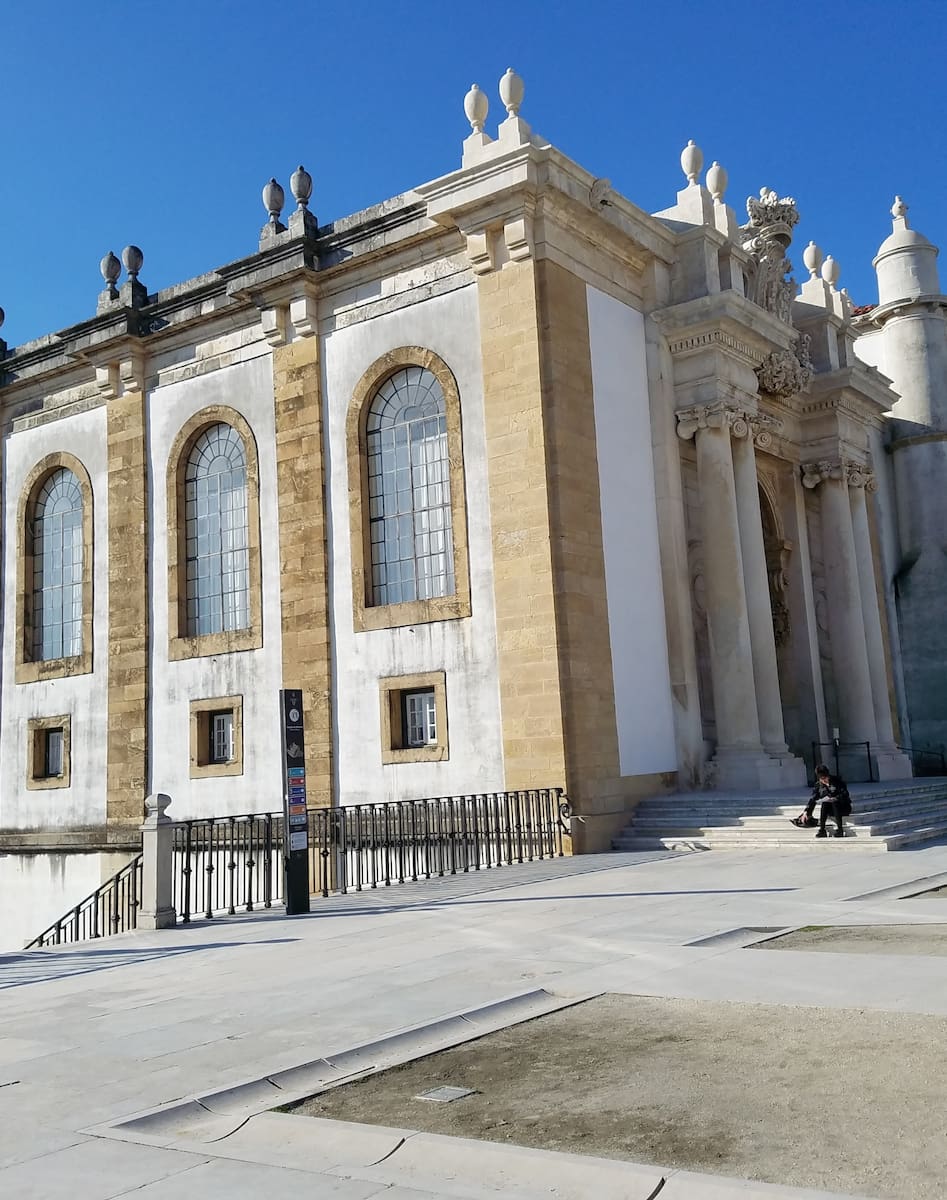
[
  {"x1": 676, "y1": 401, "x2": 781, "y2": 444},
  {"x1": 801, "y1": 458, "x2": 875, "y2": 490}
]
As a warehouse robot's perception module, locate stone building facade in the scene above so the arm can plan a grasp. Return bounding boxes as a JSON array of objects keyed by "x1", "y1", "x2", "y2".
[{"x1": 0, "y1": 71, "x2": 941, "y2": 852}]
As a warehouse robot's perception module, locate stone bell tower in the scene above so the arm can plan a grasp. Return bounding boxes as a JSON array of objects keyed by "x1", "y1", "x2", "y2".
[{"x1": 866, "y1": 198, "x2": 947, "y2": 752}]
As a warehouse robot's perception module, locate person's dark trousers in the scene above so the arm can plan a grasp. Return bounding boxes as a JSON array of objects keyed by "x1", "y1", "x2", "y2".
[{"x1": 819, "y1": 800, "x2": 843, "y2": 833}]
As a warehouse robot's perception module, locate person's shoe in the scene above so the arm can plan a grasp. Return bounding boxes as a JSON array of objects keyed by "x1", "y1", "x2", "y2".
[
  {"x1": 815, "y1": 829, "x2": 828, "y2": 838},
  {"x1": 791, "y1": 817, "x2": 807, "y2": 827},
  {"x1": 834, "y1": 828, "x2": 845, "y2": 838}
]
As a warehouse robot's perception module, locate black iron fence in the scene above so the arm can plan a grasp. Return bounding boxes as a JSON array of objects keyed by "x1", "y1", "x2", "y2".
[
  {"x1": 25, "y1": 789, "x2": 566, "y2": 947},
  {"x1": 810, "y1": 740, "x2": 874, "y2": 783},
  {"x1": 24, "y1": 853, "x2": 143, "y2": 949}
]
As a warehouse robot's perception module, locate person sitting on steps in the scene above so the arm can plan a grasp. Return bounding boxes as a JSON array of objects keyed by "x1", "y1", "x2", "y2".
[{"x1": 791, "y1": 765, "x2": 852, "y2": 838}]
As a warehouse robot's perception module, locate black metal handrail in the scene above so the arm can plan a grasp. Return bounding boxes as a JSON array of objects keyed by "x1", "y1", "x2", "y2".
[
  {"x1": 896, "y1": 745, "x2": 947, "y2": 777},
  {"x1": 810, "y1": 740, "x2": 873, "y2": 783},
  {"x1": 24, "y1": 853, "x2": 143, "y2": 949},
  {"x1": 172, "y1": 788, "x2": 565, "y2": 922},
  {"x1": 173, "y1": 812, "x2": 280, "y2": 924},
  {"x1": 26, "y1": 788, "x2": 567, "y2": 946}
]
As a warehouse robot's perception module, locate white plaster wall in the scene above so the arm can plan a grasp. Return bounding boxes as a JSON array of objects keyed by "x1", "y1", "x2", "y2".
[
  {"x1": 586, "y1": 286, "x2": 677, "y2": 775},
  {"x1": 323, "y1": 285, "x2": 504, "y2": 805},
  {"x1": 0, "y1": 407, "x2": 109, "y2": 829},
  {"x1": 148, "y1": 354, "x2": 285, "y2": 819},
  {"x1": 852, "y1": 328, "x2": 885, "y2": 375},
  {"x1": 0, "y1": 850, "x2": 131, "y2": 952}
]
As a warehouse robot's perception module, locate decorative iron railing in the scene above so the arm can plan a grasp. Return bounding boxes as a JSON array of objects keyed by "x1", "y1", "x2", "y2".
[
  {"x1": 24, "y1": 853, "x2": 143, "y2": 949},
  {"x1": 25, "y1": 788, "x2": 567, "y2": 946},
  {"x1": 896, "y1": 745, "x2": 947, "y2": 777},
  {"x1": 173, "y1": 812, "x2": 281, "y2": 923},
  {"x1": 173, "y1": 788, "x2": 565, "y2": 921}
]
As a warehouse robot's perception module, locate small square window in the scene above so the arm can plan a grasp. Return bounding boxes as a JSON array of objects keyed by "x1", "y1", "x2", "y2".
[
  {"x1": 379, "y1": 673, "x2": 448, "y2": 764},
  {"x1": 27, "y1": 715, "x2": 71, "y2": 790},
  {"x1": 190, "y1": 695, "x2": 243, "y2": 778}
]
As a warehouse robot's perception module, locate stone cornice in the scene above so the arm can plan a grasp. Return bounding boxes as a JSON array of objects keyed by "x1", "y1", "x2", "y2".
[
  {"x1": 801, "y1": 365, "x2": 896, "y2": 428},
  {"x1": 652, "y1": 291, "x2": 799, "y2": 362}
]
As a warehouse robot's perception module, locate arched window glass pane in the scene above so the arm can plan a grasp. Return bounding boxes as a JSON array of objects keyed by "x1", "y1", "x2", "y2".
[
  {"x1": 31, "y1": 469, "x2": 83, "y2": 661},
  {"x1": 184, "y1": 423, "x2": 249, "y2": 636},
  {"x1": 366, "y1": 366, "x2": 455, "y2": 605}
]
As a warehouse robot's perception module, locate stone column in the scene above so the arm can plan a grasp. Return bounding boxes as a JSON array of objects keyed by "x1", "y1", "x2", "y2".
[
  {"x1": 804, "y1": 462, "x2": 877, "y2": 744},
  {"x1": 731, "y1": 424, "x2": 789, "y2": 754},
  {"x1": 848, "y1": 472, "x2": 913, "y2": 778},
  {"x1": 679, "y1": 404, "x2": 779, "y2": 788}
]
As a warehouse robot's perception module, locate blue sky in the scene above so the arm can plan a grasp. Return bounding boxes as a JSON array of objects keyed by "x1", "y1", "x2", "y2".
[{"x1": 2, "y1": 1, "x2": 945, "y2": 347}]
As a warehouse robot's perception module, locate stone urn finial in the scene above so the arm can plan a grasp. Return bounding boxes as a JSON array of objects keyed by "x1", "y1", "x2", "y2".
[
  {"x1": 464, "y1": 83, "x2": 489, "y2": 132},
  {"x1": 892, "y1": 194, "x2": 908, "y2": 221},
  {"x1": 706, "y1": 161, "x2": 727, "y2": 202},
  {"x1": 122, "y1": 245, "x2": 144, "y2": 280},
  {"x1": 499, "y1": 67, "x2": 524, "y2": 116},
  {"x1": 803, "y1": 240, "x2": 823, "y2": 280},
  {"x1": 291, "y1": 165, "x2": 313, "y2": 209},
  {"x1": 262, "y1": 178, "x2": 285, "y2": 224},
  {"x1": 821, "y1": 254, "x2": 841, "y2": 288},
  {"x1": 680, "y1": 139, "x2": 703, "y2": 185},
  {"x1": 100, "y1": 251, "x2": 121, "y2": 287}
]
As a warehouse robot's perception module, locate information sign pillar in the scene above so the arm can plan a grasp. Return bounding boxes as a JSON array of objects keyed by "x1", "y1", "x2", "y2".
[{"x1": 280, "y1": 688, "x2": 311, "y2": 915}]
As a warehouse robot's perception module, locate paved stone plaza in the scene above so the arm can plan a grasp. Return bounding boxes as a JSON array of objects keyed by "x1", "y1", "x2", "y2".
[{"x1": 4, "y1": 844, "x2": 947, "y2": 1198}]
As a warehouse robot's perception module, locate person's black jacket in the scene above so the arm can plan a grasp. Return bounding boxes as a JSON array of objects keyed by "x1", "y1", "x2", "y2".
[{"x1": 810, "y1": 774, "x2": 851, "y2": 813}]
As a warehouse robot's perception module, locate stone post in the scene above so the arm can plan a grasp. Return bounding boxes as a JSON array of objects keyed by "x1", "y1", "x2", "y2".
[
  {"x1": 138, "y1": 793, "x2": 176, "y2": 930},
  {"x1": 804, "y1": 463, "x2": 877, "y2": 745},
  {"x1": 849, "y1": 473, "x2": 913, "y2": 779},
  {"x1": 678, "y1": 404, "x2": 780, "y2": 788}
]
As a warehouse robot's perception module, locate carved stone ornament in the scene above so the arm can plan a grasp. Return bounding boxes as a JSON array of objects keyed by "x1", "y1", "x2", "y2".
[
  {"x1": 677, "y1": 402, "x2": 782, "y2": 443},
  {"x1": 801, "y1": 459, "x2": 875, "y2": 490},
  {"x1": 756, "y1": 335, "x2": 812, "y2": 398},
  {"x1": 741, "y1": 188, "x2": 800, "y2": 323}
]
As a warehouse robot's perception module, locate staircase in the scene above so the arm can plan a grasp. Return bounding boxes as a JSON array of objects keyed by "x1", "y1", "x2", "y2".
[{"x1": 613, "y1": 778, "x2": 947, "y2": 852}]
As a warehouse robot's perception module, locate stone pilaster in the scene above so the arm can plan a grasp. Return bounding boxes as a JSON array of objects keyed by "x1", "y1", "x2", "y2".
[
  {"x1": 106, "y1": 373, "x2": 149, "y2": 834},
  {"x1": 475, "y1": 255, "x2": 567, "y2": 794},
  {"x1": 802, "y1": 461, "x2": 877, "y2": 746},
  {"x1": 677, "y1": 403, "x2": 780, "y2": 789},
  {"x1": 271, "y1": 313, "x2": 333, "y2": 808}
]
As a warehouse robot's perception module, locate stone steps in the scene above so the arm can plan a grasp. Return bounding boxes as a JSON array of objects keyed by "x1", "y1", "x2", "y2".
[{"x1": 613, "y1": 778, "x2": 947, "y2": 852}]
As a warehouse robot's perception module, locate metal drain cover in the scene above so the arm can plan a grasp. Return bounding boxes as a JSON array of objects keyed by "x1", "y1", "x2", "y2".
[{"x1": 415, "y1": 1085, "x2": 476, "y2": 1103}]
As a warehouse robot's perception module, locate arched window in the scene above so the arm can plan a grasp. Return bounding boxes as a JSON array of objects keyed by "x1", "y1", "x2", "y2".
[
  {"x1": 30, "y1": 468, "x2": 84, "y2": 661},
  {"x1": 183, "y1": 423, "x2": 249, "y2": 636},
  {"x1": 366, "y1": 367, "x2": 455, "y2": 605}
]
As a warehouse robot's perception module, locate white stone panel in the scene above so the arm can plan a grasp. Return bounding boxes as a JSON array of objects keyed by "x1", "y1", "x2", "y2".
[
  {"x1": 323, "y1": 284, "x2": 504, "y2": 804},
  {"x1": 586, "y1": 286, "x2": 677, "y2": 775},
  {"x1": 0, "y1": 407, "x2": 109, "y2": 829},
  {"x1": 148, "y1": 356, "x2": 284, "y2": 819}
]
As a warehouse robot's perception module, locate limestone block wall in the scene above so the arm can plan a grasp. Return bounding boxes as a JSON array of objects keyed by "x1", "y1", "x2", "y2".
[
  {"x1": 324, "y1": 283, "x2": 505, "y2": 805},
  {"x1": 147, "y1": 353, "x2": 286, "y2": 818},
  {"x1": 0, "y1": 405, "x2": 109, "y2": 831}
]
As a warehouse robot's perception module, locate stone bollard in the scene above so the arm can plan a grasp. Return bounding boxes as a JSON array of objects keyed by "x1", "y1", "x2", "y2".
[{"x1": 138, "y1": 793, "x2": 176, "y2": 930}]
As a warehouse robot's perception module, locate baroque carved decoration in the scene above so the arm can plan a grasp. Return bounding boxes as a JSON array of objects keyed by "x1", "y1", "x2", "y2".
[
  {"x1": 755, "y1": 335, "x2": 812, "y2": 399},
  {"x1": 741, "y1": 188, "x2": 800, "y2": 324}
]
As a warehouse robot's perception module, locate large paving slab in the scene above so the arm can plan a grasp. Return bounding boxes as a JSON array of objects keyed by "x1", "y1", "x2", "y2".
[{"x1": 2, "y1": 846, "x2": 947, "y2": 1198}]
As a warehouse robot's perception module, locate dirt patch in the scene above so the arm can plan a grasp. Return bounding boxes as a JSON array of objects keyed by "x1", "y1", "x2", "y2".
[
  {"x1": 289, "y1": 994, "x2": 947, "y2": 1199},
  {"x1": 757, "y1": 924, "x2": 947, "y2": 955}
]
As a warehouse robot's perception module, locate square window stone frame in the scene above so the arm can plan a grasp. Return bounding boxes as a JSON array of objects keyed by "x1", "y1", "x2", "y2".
[
  {"x1": 26, "y1": 714, "x2": 72, "y2": 790},
  {"x1": 379, "y1": 671, "x2": 449, "y2": 765},
  {"x1": 189, "y1": 694, "x2": 244, "y2": 778}
]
